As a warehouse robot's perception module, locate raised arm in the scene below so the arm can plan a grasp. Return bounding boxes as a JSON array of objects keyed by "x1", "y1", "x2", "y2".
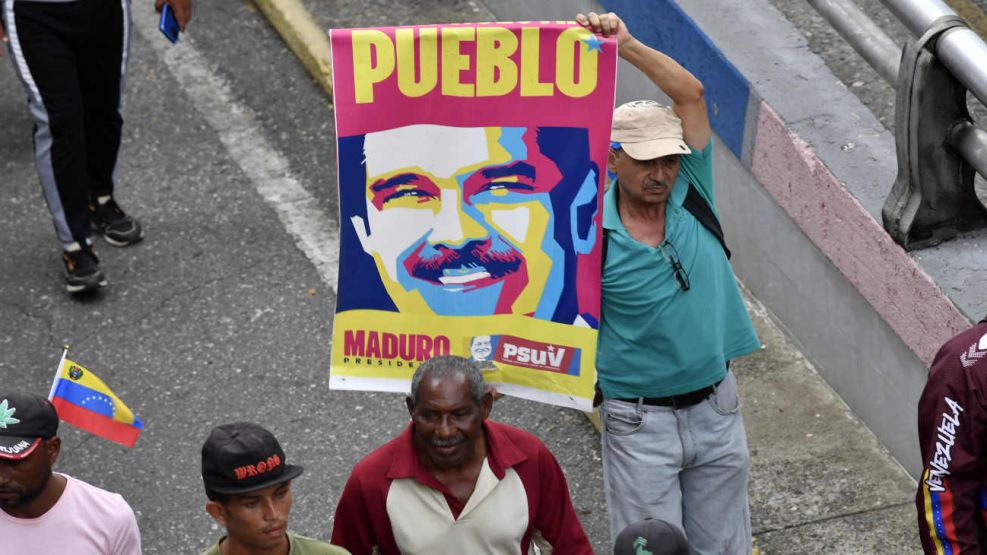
[{"x1": 576, "y1": 11, "x2": 710, "y2": 150}]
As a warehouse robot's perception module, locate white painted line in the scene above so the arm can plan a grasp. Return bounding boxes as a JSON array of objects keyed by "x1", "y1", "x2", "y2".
[{"x1": 132, "y1": 8, "x2": 340, "y2": 292}]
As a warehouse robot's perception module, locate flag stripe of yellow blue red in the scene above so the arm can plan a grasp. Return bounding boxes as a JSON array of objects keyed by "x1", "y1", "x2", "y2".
[{"x1": 49, "y1": 358, "x2": 142, "y2": 448}]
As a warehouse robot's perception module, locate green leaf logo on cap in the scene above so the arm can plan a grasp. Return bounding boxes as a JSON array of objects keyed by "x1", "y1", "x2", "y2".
[
  {"x1": 0, "y1": 399, "x2": 21, "y2": 429},
  {"x1": 632, "y1": 537, "x2": 654, "y2": 555}
]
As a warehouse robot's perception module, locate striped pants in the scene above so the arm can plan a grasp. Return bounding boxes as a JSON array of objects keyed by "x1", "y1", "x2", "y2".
[{"x1": 2, "y1": 0, "x2": 130, "y2": 249}]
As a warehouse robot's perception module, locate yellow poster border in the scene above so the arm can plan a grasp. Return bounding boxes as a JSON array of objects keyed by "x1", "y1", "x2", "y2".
[{"x1": 330, "y1": 310, "x2": 597, "y2": 410}]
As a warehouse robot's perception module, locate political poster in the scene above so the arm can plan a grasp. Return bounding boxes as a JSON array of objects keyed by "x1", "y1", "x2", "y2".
[{"x1": 328, "y1": 21, "x2": 617, "y2": 411}]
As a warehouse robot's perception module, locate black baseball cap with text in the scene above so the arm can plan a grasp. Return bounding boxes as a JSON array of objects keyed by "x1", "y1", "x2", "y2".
[
  {"x1": 0, "y1": 391, "x2": 59, "y2": 461},
  {"x1": 201, "y1": 422, "x2": 303, "y2": 495}
]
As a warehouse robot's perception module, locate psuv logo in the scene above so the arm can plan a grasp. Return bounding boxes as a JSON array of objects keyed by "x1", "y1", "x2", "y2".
[
  {"x1": 494, "y1": 336, "x2": 579, "y2": 375},
  {"x1": 503, "y1": 344, "x2": 565, "y2": 367}
]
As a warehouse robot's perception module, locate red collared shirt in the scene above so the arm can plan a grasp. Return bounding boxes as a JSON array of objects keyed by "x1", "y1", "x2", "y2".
[{"x1": 331, "y1": 420, "x2": 592, "y2": 554}]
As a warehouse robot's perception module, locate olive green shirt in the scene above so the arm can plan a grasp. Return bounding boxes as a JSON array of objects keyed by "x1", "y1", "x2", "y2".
[{"x1": 201, "y1": 532, "x2": 350, "y2": 555}]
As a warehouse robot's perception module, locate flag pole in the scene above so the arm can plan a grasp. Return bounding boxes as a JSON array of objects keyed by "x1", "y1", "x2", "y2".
[{"x1": 47, "y1": 344, "x2": 69, "y2": 400}]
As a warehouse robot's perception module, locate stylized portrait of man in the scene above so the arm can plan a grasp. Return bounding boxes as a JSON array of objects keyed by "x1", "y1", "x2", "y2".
[
  {"x1": 337, "y1": 124, "x2": 600, "y2": 325},
  {"x1": 470, "y1": 335, "x2": 493, "y2": 362},
  {"x1": 469, "y1": 335, "x2": 497, "y2": 370}
]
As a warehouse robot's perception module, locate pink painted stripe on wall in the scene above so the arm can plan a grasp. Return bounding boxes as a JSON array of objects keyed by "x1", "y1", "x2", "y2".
[{"x1": 750, "y1": 101, "x2": 970, "y2": 366}]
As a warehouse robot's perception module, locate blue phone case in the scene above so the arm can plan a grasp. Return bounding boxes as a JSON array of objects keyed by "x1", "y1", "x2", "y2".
[{"x1": 159, "y1": 4, "x2": 180, "y2": 43}]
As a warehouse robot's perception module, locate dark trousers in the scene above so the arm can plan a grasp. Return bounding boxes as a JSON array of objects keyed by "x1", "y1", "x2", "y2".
[{"x1": 2, "y1": 0, "x2": 129, "y2": 248}]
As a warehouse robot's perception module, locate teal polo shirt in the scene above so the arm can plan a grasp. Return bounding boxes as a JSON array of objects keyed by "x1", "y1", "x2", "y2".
[{"x1": 597, "y1": 139, "x2": 760, "y2": 398}]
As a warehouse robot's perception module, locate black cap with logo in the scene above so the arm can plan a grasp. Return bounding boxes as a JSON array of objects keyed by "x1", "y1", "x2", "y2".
[
  {"x1": 0, "y1": 391, "x2": 59, "y2": 461},
  {"x1": 201, "y1": 422, "x2": 303, "y2": 495},
  {"x1": 613, "y1": 518, "x2": 689, "y2": 555}
]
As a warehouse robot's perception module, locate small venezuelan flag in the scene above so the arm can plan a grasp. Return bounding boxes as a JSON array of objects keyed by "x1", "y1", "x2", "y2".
[{"x1": 48, "y1": 352, "x2": 143, "y2": 448}]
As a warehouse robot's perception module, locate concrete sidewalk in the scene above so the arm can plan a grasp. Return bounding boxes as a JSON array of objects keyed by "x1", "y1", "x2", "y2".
[
  {"x1": 739, "y1": 292, "x2": 918, "y2": 553},
  {"x1": 251, "y1": 0, "x2": 921, "y2": 552}
]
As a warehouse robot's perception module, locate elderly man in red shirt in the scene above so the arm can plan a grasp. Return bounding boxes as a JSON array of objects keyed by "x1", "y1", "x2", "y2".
[{"x1": 331, "y1": 355, "x2": 592, "y2": 554}]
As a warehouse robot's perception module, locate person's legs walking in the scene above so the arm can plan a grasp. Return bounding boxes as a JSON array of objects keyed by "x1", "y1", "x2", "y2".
[
  {"x1": 3, "y1": 0, "x2": 106, "y2": 292},
  {"x1": 679, "y1": 371, "x2": 752, "y2": 555},
  {"x1": 601, "y1": 397, "x2": 686, "y2": 542},
  {"x1": 6, "y1": 1, "x2": 89, "y2": 248},
  {"x1": 82, "y1": 0, "x2": 143, "y2": 246}
]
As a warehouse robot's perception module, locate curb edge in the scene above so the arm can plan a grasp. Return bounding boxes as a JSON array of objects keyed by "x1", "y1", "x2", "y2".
[{"x1": 252, "y1": 0, "x2": 333, "y2": 100}]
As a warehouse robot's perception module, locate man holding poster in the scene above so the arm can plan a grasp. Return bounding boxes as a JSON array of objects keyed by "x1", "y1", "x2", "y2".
[
  {"x1": 582, "y1": 11, "x2": 760, "y2": 554},
  {"x1": 330, "y1": 21, "x2": 618, "y2": 411}
]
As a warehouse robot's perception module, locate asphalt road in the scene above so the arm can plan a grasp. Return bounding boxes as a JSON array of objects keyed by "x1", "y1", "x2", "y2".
[{"x1": 0, "y1": 1, "x2": 608, "y2": 552}]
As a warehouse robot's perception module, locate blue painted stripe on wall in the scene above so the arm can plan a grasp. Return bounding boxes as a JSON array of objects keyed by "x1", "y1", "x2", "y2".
[{"x1": 600, "y1": 0, "x2": 751, "y2": 159}]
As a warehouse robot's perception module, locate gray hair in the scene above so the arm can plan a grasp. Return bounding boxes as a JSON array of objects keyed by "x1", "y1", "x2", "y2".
[{"x1": 409, "y1": 355, "x2": 486, "y2": 405}]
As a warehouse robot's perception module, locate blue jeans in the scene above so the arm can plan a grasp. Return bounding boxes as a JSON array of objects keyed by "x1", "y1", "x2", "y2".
[{"x1": 600, "y1": 370, "x2": 751, "y2": 555}]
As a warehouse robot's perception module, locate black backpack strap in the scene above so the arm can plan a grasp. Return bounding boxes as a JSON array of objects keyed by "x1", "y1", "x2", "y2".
[{"x1": 683, "y1": 183, "x2": 731, "y2": 259}]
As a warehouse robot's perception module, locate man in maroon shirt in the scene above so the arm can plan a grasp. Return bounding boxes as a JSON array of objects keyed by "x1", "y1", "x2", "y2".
[
  {"x1": 917, "y1": 317, "x2": 987, "y2": 553},
  {"x1": 331, "y1": 355, "x2": 592, "y2": 554}
]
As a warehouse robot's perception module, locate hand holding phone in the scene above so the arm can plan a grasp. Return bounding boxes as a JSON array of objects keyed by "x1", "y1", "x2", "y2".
[{"x1": 159, "y1": 4, "x2": 180, "y2": 43}]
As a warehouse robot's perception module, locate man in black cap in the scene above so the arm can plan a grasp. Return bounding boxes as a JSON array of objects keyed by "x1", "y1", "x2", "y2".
[
  {"x1": 614, "y1": 518, "x2": 689, "y2": 555},
  {"x1": 200, "y1": 421, "x2": 349, "y2": 555},
  {"x1": 0, "y1": 390, "x2": 141, "y2": 554}
]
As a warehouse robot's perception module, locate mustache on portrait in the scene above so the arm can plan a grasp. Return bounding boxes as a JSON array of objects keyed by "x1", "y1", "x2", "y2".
[{"x1": 411, "y1": 239, "x2": 523, "y2": 285}]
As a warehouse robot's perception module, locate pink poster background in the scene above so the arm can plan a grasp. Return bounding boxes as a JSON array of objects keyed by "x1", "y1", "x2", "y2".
[{"x1": 331, "y1": 23, "x2": 616, "y2": 136}]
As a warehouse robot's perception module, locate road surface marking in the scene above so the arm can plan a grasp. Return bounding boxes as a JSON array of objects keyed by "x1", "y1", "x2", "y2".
[{"x1": 132, "y1": 7, "x2": 340, "y2": 293}]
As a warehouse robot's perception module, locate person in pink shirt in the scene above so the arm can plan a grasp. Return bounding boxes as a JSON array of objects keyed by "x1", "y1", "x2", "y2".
[{"x1": 0, "y1": 391, "x2": 141, "y2": 555}]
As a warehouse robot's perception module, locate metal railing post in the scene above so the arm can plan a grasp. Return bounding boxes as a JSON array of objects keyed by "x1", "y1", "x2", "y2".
[
  {"x1": 806, "y1": 0, "x2": 987, "y2": 247},
  {"x1": 881, "y1": 15, "x2": 987, "y2": 248}
]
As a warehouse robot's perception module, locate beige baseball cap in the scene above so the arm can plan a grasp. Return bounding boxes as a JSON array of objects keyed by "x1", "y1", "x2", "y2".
[{"x1": 611, "y1": 100, "x2": 691, "y2": 160}]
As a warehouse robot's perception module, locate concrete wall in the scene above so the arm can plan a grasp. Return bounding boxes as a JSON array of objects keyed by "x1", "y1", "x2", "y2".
[{"x1": 480, "y1": 0, "x2": 987, "y2": 477}]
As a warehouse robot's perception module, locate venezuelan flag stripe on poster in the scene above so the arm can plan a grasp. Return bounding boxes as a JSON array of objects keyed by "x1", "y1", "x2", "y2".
[{"x1": 49, "y1": 358, "x2": 142, "y2": 448}]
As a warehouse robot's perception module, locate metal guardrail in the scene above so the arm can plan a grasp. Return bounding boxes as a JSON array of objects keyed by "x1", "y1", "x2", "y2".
[
  {"x1": 807, "y1": 0, "x2": 901, "y2": 83},
  {"x1": 809, "y1": 0, "x2": 987, "y2": 248},
  {"x1": 884, "y1": 0, "x2": 987, "y2": 109},
  {"x1": 952, "y1": 120, "x2": 987, "y2": 179}
]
